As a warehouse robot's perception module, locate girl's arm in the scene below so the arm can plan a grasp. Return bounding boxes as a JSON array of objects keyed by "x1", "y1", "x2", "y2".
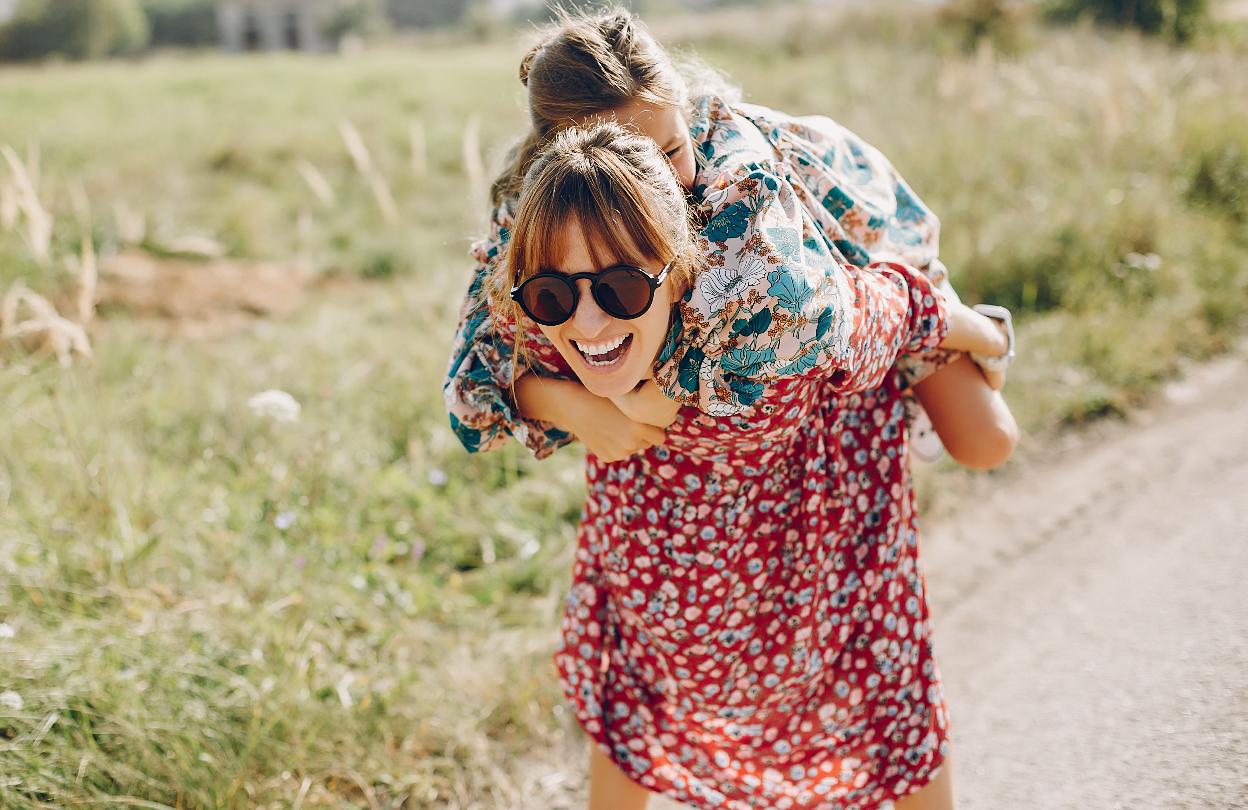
[
  {"x1": 937, "y1": 300, "x2": 1009, "y2": 356},
  {"x1": 516, "y1": 375, "x2": 667, "y2": 462},
  {"x1": 915, "y1": 300, "x2": 1018, "y2": 469}
]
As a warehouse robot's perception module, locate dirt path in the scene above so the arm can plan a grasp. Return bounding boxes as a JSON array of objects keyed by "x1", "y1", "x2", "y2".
[{"x1": 921, "y1": 353, "x2": 1248, "y2": 809}]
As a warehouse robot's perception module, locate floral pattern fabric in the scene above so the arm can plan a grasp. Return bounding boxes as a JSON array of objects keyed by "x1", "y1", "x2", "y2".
[{"x1": 442, "y1": 95, "x2": 958, "y2": 458}]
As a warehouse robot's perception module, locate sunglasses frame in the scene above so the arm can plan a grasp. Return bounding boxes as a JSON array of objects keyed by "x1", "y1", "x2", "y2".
[{"x1": 510, "y1": 259, "x2": 673, "y2": 327}]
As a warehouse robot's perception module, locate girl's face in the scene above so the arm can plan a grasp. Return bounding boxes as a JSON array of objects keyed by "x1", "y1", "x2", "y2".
[
  {"x1": 586, "y1": 99, "x2": 696, "y2": 190},
  {"x1": 536, "y1": 218, "x2": 676, "y2": 398}
]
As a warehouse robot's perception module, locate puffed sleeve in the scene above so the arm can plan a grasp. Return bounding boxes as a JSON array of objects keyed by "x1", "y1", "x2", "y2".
[
  {"x1": 777, "y1": 111, "x2": 961, "y2": 390},
  {"x1": 652, "y1": 166, "x2": 947, "y2": 417},
  {"x1": 443, "y1": 199, "x2": 575, "y2": 458}
]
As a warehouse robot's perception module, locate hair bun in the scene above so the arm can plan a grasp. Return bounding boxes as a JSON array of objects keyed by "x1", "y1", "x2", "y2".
[{"x1": 519, "y1": 43, "x2": 541, "y2": 87}]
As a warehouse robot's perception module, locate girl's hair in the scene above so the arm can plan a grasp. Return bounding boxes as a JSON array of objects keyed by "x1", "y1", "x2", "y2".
[
  {"x1": 490, "y1": 6, "x2": 734, "y2": 206},
  {"x1": 491, "y1": 121, "x2": 698, "y2": 338}
]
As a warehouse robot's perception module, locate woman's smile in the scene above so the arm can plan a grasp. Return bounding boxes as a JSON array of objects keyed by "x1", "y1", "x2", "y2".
[{"x1": 572, "y1": 334, "x2": 633, "y2": 367}]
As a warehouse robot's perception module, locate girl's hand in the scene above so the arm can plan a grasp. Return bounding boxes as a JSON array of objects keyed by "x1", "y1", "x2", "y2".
[
  {"x1": 515, "y1": 375, "x2": 666, "y2": 462},
  {"x1": 938, "y1": 302, "x2": 1010, "y2": 357},
  {"x1": 609, "y1": 380, "x2": 681, "y2": 429}
]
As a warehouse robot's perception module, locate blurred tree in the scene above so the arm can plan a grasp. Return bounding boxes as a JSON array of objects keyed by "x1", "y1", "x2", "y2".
[
  {"x1": 1046, "y1": 0, "x2": 1209, "y2": 41},
  {"x1": 326, "y1": 0, "x2": 391, "y2": 41},
  {"x1": 0, "y1": 0, "x2": 150, "y2": 60},
  {"x1": 940, "y1": 0, "x2": 1027, "y2": 53},
  {"x1": 142, "y1": 0, "x2": 217, "y2": 47},
  {"x1": 385, "y1": 0, "x2": 470, "y2": 29}
]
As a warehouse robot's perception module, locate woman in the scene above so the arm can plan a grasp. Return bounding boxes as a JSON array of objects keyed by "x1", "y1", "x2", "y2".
[
  {"x1": 444, "y1": 7, "x2": 1017, "y2": 469},
  {"x1": 463, "y1": 121, "x2": 1010, "y2": 809}
]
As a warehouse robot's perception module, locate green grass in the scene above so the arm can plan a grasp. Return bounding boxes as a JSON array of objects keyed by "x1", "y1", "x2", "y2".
[{"x1": 1, "y1": 9, "x2": 1246, "y2": 808}]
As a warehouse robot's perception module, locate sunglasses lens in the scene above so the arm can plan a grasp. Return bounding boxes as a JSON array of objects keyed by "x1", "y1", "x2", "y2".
[
  {"x1": 520, "y1": 277, "x2": 575, "y2": 325},
  {"x1": 596, "y1": 268, "x2": 653, "y2": 319}
]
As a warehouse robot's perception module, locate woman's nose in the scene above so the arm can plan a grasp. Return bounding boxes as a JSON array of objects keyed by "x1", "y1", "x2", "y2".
[{"x1": 570, "y1": 279, "x2": 611, "y2": 338}]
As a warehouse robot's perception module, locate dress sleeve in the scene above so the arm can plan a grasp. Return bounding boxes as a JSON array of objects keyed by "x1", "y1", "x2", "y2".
[
  {"x1": 652, "y1": 167, "x2": 947, "y2": 417},
  {"x1": 443, "y1": 200, "x2": 574, "y2": 459}
]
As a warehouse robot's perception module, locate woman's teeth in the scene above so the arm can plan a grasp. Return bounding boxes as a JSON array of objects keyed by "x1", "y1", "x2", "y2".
[{"x1": 572, "y1": 334, "x2": 631, "y2": 367}]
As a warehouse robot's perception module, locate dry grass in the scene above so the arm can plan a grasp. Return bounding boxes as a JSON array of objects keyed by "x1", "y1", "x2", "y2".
[
  {"x1": 1, "y1": 144, "x2": 52, "y2": 267},
  {"x1": 339, "y1": 119, "x2": 399, "y2": 226}
]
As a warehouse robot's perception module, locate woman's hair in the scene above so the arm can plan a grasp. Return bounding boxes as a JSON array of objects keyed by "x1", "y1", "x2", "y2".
[
  {"x1": 490, "y1": 6, "x2": 734, "y2": 206},
  {"x1": 491, "y1": 121, "x2": 698, "y2": 338}
]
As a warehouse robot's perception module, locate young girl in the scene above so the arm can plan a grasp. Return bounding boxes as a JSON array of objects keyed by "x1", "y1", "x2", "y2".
[
  {"x1": 444, "y1": 7, "x2": 1017, "y2": 470},
  {"x1": 477, "y1": 121, "x2": 1010, "y2": 810}
]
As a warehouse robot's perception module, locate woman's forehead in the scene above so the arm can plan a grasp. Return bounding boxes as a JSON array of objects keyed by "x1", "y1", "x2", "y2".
[{"x1": 545, "y1": 215, "x2": 642, "y2": 273}]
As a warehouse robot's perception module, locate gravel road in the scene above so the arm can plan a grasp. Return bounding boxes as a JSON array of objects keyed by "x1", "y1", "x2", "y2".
[{"x1": 922, "y1": 355, "x2": 1248, "y2": 809}]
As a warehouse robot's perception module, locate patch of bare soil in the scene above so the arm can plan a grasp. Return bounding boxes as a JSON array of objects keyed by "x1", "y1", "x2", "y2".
[{"x1": 96, "y1": 250, "x2": 315, "y2": 336}]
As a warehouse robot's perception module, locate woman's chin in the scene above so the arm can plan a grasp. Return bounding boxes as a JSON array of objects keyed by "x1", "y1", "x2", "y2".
[
  {"x1": 568, "y1": 356, "x2": 646, "y2": 399},
  {"x1": 579, "y1": 371, "x2": 643, "y2": 399}
]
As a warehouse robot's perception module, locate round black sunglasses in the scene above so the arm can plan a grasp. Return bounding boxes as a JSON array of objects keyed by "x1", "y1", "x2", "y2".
[{"x1": 510, "y1": 260, "x2": 673, "y2": 327}]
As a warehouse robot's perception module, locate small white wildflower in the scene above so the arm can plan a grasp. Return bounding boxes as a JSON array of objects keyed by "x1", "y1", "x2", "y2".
[
  {"x1": 0, "y1": 691, "x2": 23, "y2": 711},
  {"x1": 274, "y1": 510, "x2": 296, "y2": 531},
  {"x1": 247, "y1": 389, "x2": 301, "y2": 423},
  {"x1": 427, "y1": 468, "x2": 448, "y2": 487},
  {"x1": 0, "y1": 623, "x2": 14, "y2": 640},
  {"x1": 1123, "y1": 252, "x2": 1162, "y2": 272}
]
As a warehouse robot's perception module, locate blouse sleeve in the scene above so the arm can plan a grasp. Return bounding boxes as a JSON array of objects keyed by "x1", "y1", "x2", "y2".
[
  {"x1": 442, "y1": 201, "x2": 574, "y2": 459},
  {"x1": 652, "y1": 166, "x2": 947, "y2": 417},
  {"x1": 765, "y1": 108, "x2": 962, "y2": 390}
]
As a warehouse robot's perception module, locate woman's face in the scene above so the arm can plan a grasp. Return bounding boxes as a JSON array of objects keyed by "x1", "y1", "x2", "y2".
[
  {"x1": 535, "y1": 218, "x2": 675, "y2": 399},
  {"x1": 585, "y1": 99, "x2": 696, "y2": 190}
]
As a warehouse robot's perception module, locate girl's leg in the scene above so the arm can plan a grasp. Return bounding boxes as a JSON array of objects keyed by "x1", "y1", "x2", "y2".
[
  {"x1": 894, "y1": 753, "x2": 955, "y2": 810},
  {"x1": 588, "y1": 742, "x2": 652, "y2": 810}
]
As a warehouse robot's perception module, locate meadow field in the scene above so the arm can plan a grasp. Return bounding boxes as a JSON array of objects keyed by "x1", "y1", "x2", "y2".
[{"x1": 1, "y1": 6, "x2": 1246, "y2": 808}]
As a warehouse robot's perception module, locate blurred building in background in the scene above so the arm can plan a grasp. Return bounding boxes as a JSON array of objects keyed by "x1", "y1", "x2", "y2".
[
  {"x1": 217, "y1": 0, "x2": 339, "y2": 52},
  {"x1": 0, "y1": 0, "x2": 15, "y2": 25}
]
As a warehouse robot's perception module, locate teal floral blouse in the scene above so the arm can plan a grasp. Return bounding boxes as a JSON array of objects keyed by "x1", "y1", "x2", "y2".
[{"x1": 443, "y1": 95, "x2": 956, "y2": 457}]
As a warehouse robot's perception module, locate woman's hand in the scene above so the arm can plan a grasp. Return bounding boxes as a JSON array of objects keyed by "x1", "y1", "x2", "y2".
[
  {"x1": 515, "y1": 375, "x2": 666, "y2": 462},
  {"x1": 609, "y1": 380, "x2": 681, "y2": 429}
]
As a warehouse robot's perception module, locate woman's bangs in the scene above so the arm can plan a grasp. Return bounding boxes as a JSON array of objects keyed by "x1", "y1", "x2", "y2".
[{"x1": 583, "y1": 174, "x2": 669, "y2": 269}]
